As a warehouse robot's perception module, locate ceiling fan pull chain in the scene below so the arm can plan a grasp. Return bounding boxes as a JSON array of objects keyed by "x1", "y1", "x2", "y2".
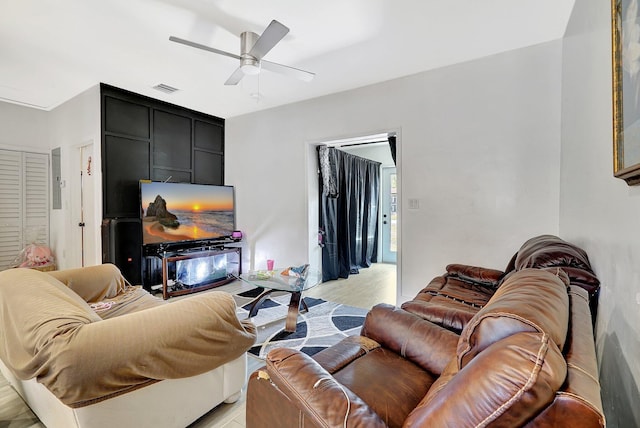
[{"x1": 257, "y1": 74, "x2": 261, "y2": 104}]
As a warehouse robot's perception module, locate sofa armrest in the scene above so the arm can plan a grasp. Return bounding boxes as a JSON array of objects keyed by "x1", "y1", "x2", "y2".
[
  {"x1": 39, "y1": 291, "x2": 256, "y2": 407},
  {"x1": 47, "y1": 263, "x2": 128, "y2": 303},
  {"x1": 264, "y1": 347, "x2": 386, "y2": 427},
  {"x1": 361, "y1": 304, "x2": 458, "y2": 375},
  {"x1": 445, "y1": 263, "x2": 504, "y2": 288},
  {"x1": 312, "y1": 335, "x2": 381, "y2": 373}
]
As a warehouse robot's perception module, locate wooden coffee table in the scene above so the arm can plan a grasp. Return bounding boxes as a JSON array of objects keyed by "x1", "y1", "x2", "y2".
[{"x1": 237, "y1": 268, "x2": 321, "y2": 333}]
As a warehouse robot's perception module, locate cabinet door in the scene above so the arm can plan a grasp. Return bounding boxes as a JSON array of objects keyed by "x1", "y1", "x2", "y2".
[
  {"x1": 0, "y1": 150, "x2": 23, "y2": 270},
  {"x1": 194, "y1": 120, "x2": 223, "y2": 152},
  {"x1": 0, "y1": 150, "x2": 49, "y2": 270},
  {"x1": 104, "y1": 96, "x2": 150, "y2": 139},
  {"x1": 153, "y1": 110, "x2": 191, "y2": 170},
  {"x1": 23, "y1": 152, "x2": 50, "y2": 245},
  {"x1": 194, "y1": 151, "x2": 224, "y2": 184},
  {"x1": 152, "y1": 168, "x2": 191, "y2": 184},
  {"x1": 103, "y1": 136, "x2": 150, "y2": 217},
  {"x1": 194, "y1": 120, "x2": 224, "y2": 185}
]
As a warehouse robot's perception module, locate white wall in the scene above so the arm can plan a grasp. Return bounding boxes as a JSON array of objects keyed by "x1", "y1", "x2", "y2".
[
  {"x1": 48, "y1": 85, "x2": 101, "y2": 269},
  {"x1": 561, "y1": 1, "x2": 640, "y2": 425},
  {"x1": 0, "y1": 89, "x2": 101, "y2": 271},
  {"x1": 0, "y1": 102, "x2": 50, "y2": 152},
  {"x1": 0, "y1": 102, "x2": 51, "y2": 267},
  {"x1": 340, "y1": 143, "x2": 395, "y2": 167},
  {"x1": 227, "y1": 40, "x2": 563, "y2": 301}
]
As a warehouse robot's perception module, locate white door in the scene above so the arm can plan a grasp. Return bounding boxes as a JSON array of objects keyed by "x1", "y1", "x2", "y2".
[
  {"x1": 74, "y1": 143, "x2": 96, "y2": 267},
  {"x1": 381, "y1": 167, "x2": 397, "y2": 263}
]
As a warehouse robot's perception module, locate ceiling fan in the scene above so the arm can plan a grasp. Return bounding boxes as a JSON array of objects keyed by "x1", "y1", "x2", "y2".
[{"x1": 169, "y1": 20, "x2": 315, "y2": 85}]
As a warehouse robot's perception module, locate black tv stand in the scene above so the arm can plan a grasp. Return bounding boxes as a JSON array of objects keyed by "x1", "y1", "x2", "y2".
[
  {"x1": 143, "y1": 238, "x2": 241, "y2": 257},
  {"x1": 142, "y1": 241, "x2": 241, "y2": 299},
  {"x1": 158, "y1": 246, "x2": 241, "y2": 299}
]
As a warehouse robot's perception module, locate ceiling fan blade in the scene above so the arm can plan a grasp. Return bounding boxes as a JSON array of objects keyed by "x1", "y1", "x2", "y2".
[
  {"x1": 261, "y1": 60, "x2": 315, "y2": 82},
  {"x1": 249, "y1": 20, "x2": 289, "y2": 60},
  {"x1": 169, "y1": 36, "x2": 241, "y2": 60},
  {"x1": 224, "y1": 67, "x2": 245, "y2": 85}
]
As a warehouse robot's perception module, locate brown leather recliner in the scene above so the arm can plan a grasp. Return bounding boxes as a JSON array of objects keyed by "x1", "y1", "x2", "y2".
[{"x1": 246, "y1": 268, "x2": 604, "y2": 427}]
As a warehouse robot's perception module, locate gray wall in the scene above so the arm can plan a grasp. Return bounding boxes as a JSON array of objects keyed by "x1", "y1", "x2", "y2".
[
  {"x1": 0, "y1": 86, "x2": 101, "y2": 270},
  {"x1": 226, "y1": 40, "x2": 563, "y2": 302},
  {"x1": 0, "y1": 102, "x2": 49, "y2": 152},
  {"x1": 561, "y1": 1, "x2": 640, "y2": 425}
]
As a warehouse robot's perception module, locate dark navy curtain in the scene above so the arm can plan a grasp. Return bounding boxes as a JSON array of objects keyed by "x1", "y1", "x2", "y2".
[
  {"x1": 388, "y1": 135, "x2": 397, "y2": 165},
  {"x1": 318, "y1": 146, "x2": 380, "y2": 281}
]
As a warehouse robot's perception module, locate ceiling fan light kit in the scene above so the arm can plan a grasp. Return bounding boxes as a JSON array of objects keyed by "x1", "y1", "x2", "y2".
[
  {"x1": 170, "y1": 20, "x2": 314, "y2": 86},
  {"x1": 241, "y1": 61, "x2": 261, "y2": 75}
]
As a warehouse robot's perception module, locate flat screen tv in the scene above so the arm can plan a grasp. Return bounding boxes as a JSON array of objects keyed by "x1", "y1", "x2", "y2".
[{"x1": 139, "y1": 181, "x2": 235, "y2": 247}]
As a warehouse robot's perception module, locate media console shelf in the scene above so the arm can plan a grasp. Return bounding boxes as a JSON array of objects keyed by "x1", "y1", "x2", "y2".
[{"x1": 160, "y1": 247, "x2": 241, "y2": 299}]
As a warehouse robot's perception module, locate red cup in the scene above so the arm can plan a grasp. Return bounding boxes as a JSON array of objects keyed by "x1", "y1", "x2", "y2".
[{"x1": 266, "y1": 259, "x2": 274, "y2": 271}]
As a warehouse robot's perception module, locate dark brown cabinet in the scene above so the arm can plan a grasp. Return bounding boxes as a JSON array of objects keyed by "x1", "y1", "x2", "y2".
[{"x1": 100, "y1": 84, "x2": 226, "y2": 286}]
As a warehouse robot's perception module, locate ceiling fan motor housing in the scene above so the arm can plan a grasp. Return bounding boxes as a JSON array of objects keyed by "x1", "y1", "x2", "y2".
[{"x1": 240, "y1": 31, "x2": 260, "y2": 74}]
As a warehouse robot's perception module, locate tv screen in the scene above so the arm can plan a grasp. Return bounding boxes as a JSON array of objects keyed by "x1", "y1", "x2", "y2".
[{"x1": 139, "y1": 181, "x2": 235, "y2": 246}]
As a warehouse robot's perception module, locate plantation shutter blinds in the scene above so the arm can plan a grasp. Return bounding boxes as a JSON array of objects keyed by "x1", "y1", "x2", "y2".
[
  {"x1": 0, "y1": 149, "x2": 49, "y2": 270},
  {"x1": 0, "y1": 150, "x2": 22, "y2": 271}
]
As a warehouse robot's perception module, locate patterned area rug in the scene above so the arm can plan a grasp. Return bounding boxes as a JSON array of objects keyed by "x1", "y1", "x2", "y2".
[{"x1": 233, "y1": 288, "x2": 369, "y2": 359}]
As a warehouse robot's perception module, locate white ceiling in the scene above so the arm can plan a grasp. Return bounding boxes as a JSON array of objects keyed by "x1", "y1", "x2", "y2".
[{"x1": 1, "y1": 0, "x2": 575, "y2": 118}]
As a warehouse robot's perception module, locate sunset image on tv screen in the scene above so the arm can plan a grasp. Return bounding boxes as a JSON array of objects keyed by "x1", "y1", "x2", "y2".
[{"x1": 140, "y1": 182, "x2": 234, "y2": 245}]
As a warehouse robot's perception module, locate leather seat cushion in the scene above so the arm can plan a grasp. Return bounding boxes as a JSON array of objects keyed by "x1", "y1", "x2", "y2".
[{"x1": 332, "y1": 347, "x2": 436, "y2": 428}]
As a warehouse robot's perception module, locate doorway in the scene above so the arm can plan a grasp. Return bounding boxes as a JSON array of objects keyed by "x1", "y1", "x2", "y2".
[
  {"x1": 381, "y1": 167, "x2": 397, "y2": 263},
  {"x1": 307, "y1": 132, "x2": 400, "y2": 301}
]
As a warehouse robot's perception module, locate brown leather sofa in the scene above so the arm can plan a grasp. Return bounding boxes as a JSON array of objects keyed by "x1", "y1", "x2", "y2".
[{"x1": 246, "y1": 236, "x2": 604, "y2": 427}]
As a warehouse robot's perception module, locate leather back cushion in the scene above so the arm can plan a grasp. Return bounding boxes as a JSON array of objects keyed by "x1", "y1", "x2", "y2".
[
  {"x1": 445, "y1": 264, "x2": 504, "y2": 288},
  {"x1": 457, "y1": 268, "x2": 569, "y2": 367},
  {"x1": 514, "y1": 235, "x2": 593, "y2": 272},
  {"x1": 513, "y1": 235, "x2": 600, "y2": 295},
  {"x1": 406, "y1": 331, "x2": 567, "y2": 427},
  {"x1": 557, "y1": 267, "x2": 600, "y2": 296}
]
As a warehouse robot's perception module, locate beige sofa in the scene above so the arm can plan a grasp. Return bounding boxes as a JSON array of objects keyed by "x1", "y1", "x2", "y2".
[{"x1": 0, "y1": 264, "x2": 256, "y2": 428}]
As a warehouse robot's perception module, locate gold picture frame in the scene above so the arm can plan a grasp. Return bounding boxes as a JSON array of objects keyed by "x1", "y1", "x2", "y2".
[{"x1": 613, "y1": 0, "x2": 640, "y2": 184}]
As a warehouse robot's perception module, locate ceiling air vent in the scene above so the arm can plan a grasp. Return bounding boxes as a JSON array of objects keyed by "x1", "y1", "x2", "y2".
[{"x1": 152, "y1": 83, "x2": 179, "y2": 94}]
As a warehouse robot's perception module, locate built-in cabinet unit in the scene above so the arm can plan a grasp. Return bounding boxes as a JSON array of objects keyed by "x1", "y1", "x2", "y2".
[{"x1": 100, "y1": 84, "x2": 226, "y2": 286}]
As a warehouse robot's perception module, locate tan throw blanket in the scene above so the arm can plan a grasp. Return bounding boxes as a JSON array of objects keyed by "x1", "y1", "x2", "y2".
[{"x1": 0, "y1": 267, "x2": 256, "y2": 408}]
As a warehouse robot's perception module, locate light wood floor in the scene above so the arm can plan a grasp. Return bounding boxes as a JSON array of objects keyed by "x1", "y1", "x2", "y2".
[{"x1": 0, "y1": 263, "x2": 397, "y2": 428}]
